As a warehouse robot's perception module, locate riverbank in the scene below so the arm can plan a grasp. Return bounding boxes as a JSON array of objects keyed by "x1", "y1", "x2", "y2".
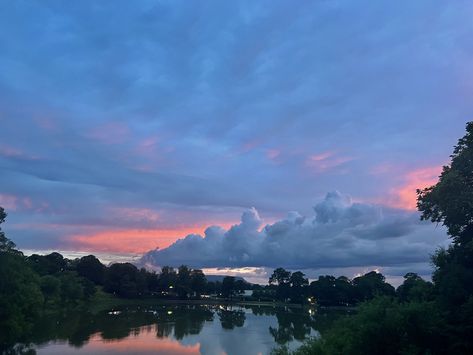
[{"x1": 87, "y1": 288, "x2": 321, "y2": 314}]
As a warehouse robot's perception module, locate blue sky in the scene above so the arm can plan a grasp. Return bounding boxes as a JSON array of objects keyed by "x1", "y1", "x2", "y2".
[{"x1": 1, "y1": 1, "x2": 472, "y2": 283}]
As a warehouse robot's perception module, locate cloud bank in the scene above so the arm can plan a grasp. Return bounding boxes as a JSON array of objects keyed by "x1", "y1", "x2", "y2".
[{"x1": 141, "y1": 192, "x2": 448, "y2": 273}]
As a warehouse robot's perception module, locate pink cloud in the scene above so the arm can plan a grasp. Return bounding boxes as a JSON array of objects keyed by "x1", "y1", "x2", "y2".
[
  {"x1": 86, "y1": 122, "x2": 130, "y2": 145},
  {"x1": 0, "y1": 145, "x2": 23, "y2": 158},
  {"x1": 0, "y1": 194, "x2": 40, "y2": 211},
  {"x1": 0, "y1": 194, "x2": 18, "y2": 210},
  {"x1": 0, "y1": 145, "x2": 40, "y2": 160},
  {"x1": 135, "y1": 136, "x2": 160, "y2": 156},
  {"x1": 69, "y1": 222, "x2": 236, "y2": 253},
  {"x1": 33, "y1": 117, "x2": 59, "y2": 133},
  {"x1": 265, "y1": 149, "x2": 281, "y2": 162},
  {"x1": 386, "y1": 166, "x2": 442, "y2": 210},
  {"x1": 112, "y1": 207, "x2": 161, "y2": 224},
  {"x1": 306, "y1": 151, "x2": 354, "y2": 173}
]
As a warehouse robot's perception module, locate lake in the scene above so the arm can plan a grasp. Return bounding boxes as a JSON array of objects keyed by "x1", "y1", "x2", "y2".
[{"x1": 10, "y1": 304, "x2": 343, "y2": 355}]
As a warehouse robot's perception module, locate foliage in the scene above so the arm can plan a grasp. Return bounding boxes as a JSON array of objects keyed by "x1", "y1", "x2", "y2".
[
  {"x1": 0, "y1": 252, "x2": 43, "y2": 347},
  {"x1": 221, "y1": 276, "x2": 236, "y2": 298},
  {"x1": 417, "y1": 121, "x2": 473, "y2": 243},
  {"x1": 104, "y1": 263, "x2": 147, "y2": 298},
  {"x1": 0, "y1": 207, "x2": 17, "y2": 253},
  {"x1": 40, "y1": 275, "x2": 61, "y2": 305},
  {"x1": 75, "y1": 255, "x2": 105, "y2": 284},
  {"x1": 270, "y1": 268, "x2": 292, "y2": 285},
  {"x1": 352, "y1": 271, "x2": 395, "y2": 301},
  {"x1": 310, "y1": 275, "x2": 355, "y2": 306},
  {"x1": 396, "y1": 272, "x2": 433, "y2": 303},
  {"x1": 190, "y1": 269, "x2": 207, "y2": 297},
  {"x1": 26, "y1": 252, "x2": 67, "y2": 276},
  {"x1": 274, "y1": 298, "x2": 445, "y2": 355}
]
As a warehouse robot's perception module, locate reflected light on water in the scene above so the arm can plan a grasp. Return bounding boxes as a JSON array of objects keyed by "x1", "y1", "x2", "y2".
[{"x1": 37, "y1": 325, "x2": 200, "y2": 355}]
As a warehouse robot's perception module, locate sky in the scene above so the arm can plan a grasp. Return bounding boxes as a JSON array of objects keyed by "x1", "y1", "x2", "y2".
[{"x1": 1, "y1": 0, "x2": 472, "y2": 284}]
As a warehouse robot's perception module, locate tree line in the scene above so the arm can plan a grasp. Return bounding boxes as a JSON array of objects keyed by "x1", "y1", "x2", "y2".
[{"x1": 260, "y1": 267, "x2": 430, "y2": 307}]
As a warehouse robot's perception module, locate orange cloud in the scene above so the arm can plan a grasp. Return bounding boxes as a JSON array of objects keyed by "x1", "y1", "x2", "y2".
[
  {"x1": 388, "y1": 166, "x2": 442, "y2": 210},
  {"x1": 70, "y1": 222, "x2": 235, "y2": 253}
]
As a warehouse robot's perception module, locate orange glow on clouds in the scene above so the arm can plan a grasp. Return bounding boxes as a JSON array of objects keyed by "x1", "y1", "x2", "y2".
[
  {"x1": 71, "y1": 222, "x2": 235, "y2": 253},
  {"x1": 389, "y1": 166, "x2": 441, "y2": 210}
]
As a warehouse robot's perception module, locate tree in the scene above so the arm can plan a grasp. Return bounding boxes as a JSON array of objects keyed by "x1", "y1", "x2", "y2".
[
  {"x1": 104, "y1": 263, "x2": 145, "y2": 298},
  {"x1": 353, "y1": 271, "x2": 395, "y2": 301},
  {"x1": 270, "y1": 268, "x2": 292, "y2": 302},
  {"x1": 234, "y1": 279, "x2": 246, "y2": 295},
  {"x1": 310, "y1": 276, "x2": 339, "y2": 306},
  {"x1": 158, "y1": 266, "x2": 177, "y2": 292},
  {"x1": 27, "y1": 252, "x2": 67, "y2": 276},
  {"x1": 396, "y1": 273, "x2": 433, "y2": 303},
  {"x1": 290, "y1": 272, "x2": 308, "y2": 288},
  {"x1": 0, "y1": 252, "x2": 43, "y2": 345},
  {"x1": 40, "y1": 275, "x2": 61, "y2": 305},
  {"x1": 289, "y1": 271, "x2": 308, "y2": 303},
  {"x1": 417, "y1": 122, "x2": 473, "y2": 351},
  {"x1": 417, "y1": 121, "x2": 473, "y2": 243},
  {"x1": 0, "y1": 207, "x2": 17, "y2": 253},
  {"x1": 222, "y1": 276, "x2": 236, "y2": 298},
  {"x1": 176, "y1": 265, "x2": 191, "y2": 298},
  {"x1": 269, "y1": 268, "x2": 292, "y2": 286},
  {"x1": 59, "y1": 272, "x2": 84, "y2": 304},
  {"x1": 190, "y1": 269, "x2": 207, "y2": 297},
  {"x1": 76, "y1": 255, "x2": 105, "y2": 284}
]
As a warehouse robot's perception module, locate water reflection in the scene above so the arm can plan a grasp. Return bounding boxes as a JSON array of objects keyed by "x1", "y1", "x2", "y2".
[
  {"x1": 6, "y1": 305, "x2": 337, "y2": 355},
  {"x1": 269, "y1": 307, "x2": 315, "y2": 344},
  {"x1": 217, "y1": 306, "x2": 246, "y2": 330}
]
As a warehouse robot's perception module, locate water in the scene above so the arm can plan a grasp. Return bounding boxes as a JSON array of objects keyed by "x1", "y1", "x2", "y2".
[{"x1": 11, "y1": 304, "x2": 341, "y2": 355}]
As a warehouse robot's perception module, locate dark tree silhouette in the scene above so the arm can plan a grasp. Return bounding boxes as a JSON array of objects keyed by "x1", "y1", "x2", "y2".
[{"x1": 417, "y1": 121, "x2": 473, "y2": 243}]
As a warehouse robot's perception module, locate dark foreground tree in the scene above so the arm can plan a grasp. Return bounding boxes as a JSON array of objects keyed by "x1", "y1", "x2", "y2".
[
  {"x1": 269, "y1": 268, "x2": 292, "y2": 301},
  {"x1": 0, "y1": 209, "x2": 43, "y2": 346},
  {"x1": 0, "y1": 207, "x2": 16, "y2": 253},
  {"x1": 417, "y1": 122, "x2": 473, "y2": 352},
  {"x1": 221, "y1": 276, "x2": 236, "y2": 298},
  {"x1": 76, "y1": 255, "x2": 105, "y2": 284},
  {"x1": 417, "y1": 121, "x2": 473, "y2": 243}
]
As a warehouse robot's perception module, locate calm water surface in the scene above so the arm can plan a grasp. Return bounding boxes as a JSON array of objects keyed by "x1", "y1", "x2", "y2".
[{"x1": 14, "y1": 304, "x2": 342, "y2": 355}]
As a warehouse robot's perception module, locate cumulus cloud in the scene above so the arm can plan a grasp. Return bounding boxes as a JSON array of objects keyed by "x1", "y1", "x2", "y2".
[{"x1": 141, "y1": 191, "x2": 448, "y2": 272}]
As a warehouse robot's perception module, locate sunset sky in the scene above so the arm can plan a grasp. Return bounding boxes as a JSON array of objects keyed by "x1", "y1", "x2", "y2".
[{"x1": 1, "y1": 1, "x2": 472, "y2": 283}]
